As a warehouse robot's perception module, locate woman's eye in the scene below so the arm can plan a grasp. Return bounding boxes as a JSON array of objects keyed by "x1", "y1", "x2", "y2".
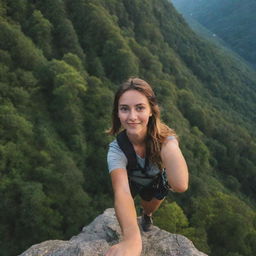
[
  {"x1": 137, "y1": 106, "x2": 145, "y2": 111},
  {"x1": 120, "y1": 106, "x2": 128, "y2": 112}
]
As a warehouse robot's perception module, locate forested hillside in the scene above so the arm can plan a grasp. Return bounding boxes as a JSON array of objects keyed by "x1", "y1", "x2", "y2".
[
  {"x1": 0, "y1": 0, "x2": 256, "y2": 256},
  {"x1": 172, "y1": 0, "x2": 256, "y2": 68}
]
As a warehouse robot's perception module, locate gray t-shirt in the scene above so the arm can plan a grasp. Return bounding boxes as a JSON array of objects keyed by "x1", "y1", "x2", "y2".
[{"x1": 107, "y1": 136, "x2": 175, "y2": 186}]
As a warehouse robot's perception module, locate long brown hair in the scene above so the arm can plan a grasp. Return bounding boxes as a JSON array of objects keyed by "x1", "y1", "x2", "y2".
[{"x1": 108, "y1": 77, "x2": 177, "y2": 169}]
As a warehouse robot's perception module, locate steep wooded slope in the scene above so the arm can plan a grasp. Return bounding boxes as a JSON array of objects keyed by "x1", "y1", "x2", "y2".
[{"x1": 0, "y1": 0, "x2": 256, "y2": 256}]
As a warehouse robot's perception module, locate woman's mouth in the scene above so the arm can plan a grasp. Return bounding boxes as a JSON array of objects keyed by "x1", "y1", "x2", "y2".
[{"x1": 127, "y1": 123, "x2": 140, "y2": 126}]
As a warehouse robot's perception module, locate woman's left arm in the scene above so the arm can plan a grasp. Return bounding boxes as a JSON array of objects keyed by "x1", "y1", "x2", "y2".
[{"x1": 161, "y1": 138, "x2": 189, "y2": 193}]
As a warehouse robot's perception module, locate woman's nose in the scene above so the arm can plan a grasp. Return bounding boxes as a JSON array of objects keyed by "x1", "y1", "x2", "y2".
[{"x1": 128, "y1": 109, "x2": 137, "y2": 120}]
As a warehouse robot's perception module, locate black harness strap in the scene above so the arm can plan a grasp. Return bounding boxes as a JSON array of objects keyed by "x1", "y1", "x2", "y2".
[
  {"x1": 116, "y1": 130, "x2": 138, "y2": 173},
  {"x1": 116, "y1": 130, "x2": 151, "y2": 177}
]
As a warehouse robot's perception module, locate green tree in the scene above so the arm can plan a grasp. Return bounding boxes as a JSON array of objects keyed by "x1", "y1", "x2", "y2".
[
  {"x1": 190, "y1": 192, "x2": 256, "y2": 256},
  {"x1": 36, "y1": 0, "x2": 85, "y2": 60},
  {"x1": 0, "y1": 1, "x2": 7, "y2": 17},
  {"x1": 154, "y1": 201, "x2": 189, "y2": 233},
  {"x1": 3, "y1": 0, "x2": 28, "y2": 24},
  {"x1": 26, "y1": 10, "x2": 53, "y2": 58},
  {"x1": 0, "y1": 20, "x2": 46, "y2": 71},
  {"x1": 102, "y1": 40, "x2": 139, "y2": 81},
  {"x1": 48, "y1": 59, "x2": 87, "y2": 154},
  {"x1": 0, "y1": 102, "x2": 33, "y2": 142},
  {"x1": 82, "y1": 76, "x2": 113, "y2": 195},
  {"x1": 0, "y1": 176, "x2": 61, "y2": 255}
]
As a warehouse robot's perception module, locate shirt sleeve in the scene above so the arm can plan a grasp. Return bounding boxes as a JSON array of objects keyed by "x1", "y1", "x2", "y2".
[
  {"x1": 167, "y1": 135, "x2": 176, "y2": 140},
  {"x1": 107, "y1": 139, "x2": 128, "y2": 173}
]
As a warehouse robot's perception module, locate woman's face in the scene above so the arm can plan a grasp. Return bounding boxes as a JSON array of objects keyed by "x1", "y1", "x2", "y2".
[{"x1": 118, "y1": 89, "x2": 152, "y2": 138}]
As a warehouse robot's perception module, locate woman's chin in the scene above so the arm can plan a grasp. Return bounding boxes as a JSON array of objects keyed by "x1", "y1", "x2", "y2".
[
  {"x1": 126, "y1": 127, "x2": 146, "y2": 137},
  {"x1": 126, "y1": 128, "x2": 138, "y2": 134}
]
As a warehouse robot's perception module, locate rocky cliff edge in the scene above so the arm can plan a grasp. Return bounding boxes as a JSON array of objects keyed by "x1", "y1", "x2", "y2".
[{"x1": 19, "y1": 208, "x2": 208, "y2": 256}]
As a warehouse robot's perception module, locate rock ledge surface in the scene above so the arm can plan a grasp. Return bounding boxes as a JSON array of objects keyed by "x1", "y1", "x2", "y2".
[{"x1": 20, "y1": 208, "x2": 208, "y2": 256}]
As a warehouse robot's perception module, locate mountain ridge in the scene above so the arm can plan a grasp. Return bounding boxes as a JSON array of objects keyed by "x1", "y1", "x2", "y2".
[{"x1": 172, "y1": 0, "x2": 256, "y2": 68}]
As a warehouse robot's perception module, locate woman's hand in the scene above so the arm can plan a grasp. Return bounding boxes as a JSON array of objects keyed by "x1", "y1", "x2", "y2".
[{"x1": 105, "y1": 238, "x2": 142, "y2": 256}]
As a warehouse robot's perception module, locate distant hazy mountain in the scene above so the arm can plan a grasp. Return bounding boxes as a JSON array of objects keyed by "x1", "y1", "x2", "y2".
[{"x1": 172, "y1": 0, "x2": 256, "y2": 68}]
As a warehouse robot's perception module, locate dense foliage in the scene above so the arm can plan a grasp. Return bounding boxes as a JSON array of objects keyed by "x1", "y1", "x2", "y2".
[
  {"x1": 172, "y1": 0, "x2": 256, "y2": 68},
  {"x1": 0, "y1": 0, "x2": 256, "y2": 255}
]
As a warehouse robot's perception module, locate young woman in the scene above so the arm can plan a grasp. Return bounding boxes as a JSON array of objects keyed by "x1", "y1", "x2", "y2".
[{"x1": 106, "y1": 77, "x2": 189, "y2": 256}]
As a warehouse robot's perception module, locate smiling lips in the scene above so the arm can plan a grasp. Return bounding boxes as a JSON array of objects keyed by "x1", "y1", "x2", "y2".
[{"x1": 127, "y1": 123, "x2": 140, "y2": 125}]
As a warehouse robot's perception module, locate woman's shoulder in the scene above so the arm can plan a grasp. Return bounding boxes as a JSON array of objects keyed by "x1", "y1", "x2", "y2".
[
  {"x1": 109, "y1": 139, "x2": 120, "y2": 149},
  {"x1": 108, "y1": 139, "x2": 126, "y2": 156},
  {"x1": 161, "y1": 135, "x2": 179, "y2": 147},
  {"x1": 107, "y1": 139, "x2": 127, "y2": 172},
  {"x1": 159, "y1": 124, "x2": 178, "y2": 142}
]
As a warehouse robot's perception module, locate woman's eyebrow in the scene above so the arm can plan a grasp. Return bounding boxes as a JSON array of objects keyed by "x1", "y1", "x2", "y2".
[{"x1": 119, "y1": 103, "x2": 146, "y2": 106}]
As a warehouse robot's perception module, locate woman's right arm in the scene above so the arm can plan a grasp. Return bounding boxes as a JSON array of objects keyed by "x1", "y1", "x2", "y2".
[{"x1": 105, "y1": 168, "x2": 142, "y2": 256}]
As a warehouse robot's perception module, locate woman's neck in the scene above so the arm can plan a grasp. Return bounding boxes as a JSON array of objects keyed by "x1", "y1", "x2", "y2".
[{"x1": 126, "y1": 131, "x2": 146, "y2": 146}]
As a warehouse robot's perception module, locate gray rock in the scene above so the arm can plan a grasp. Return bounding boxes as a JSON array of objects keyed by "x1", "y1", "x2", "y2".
[{"x1": 19, "y1": 208, "x2": 208, "y2": 256}]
